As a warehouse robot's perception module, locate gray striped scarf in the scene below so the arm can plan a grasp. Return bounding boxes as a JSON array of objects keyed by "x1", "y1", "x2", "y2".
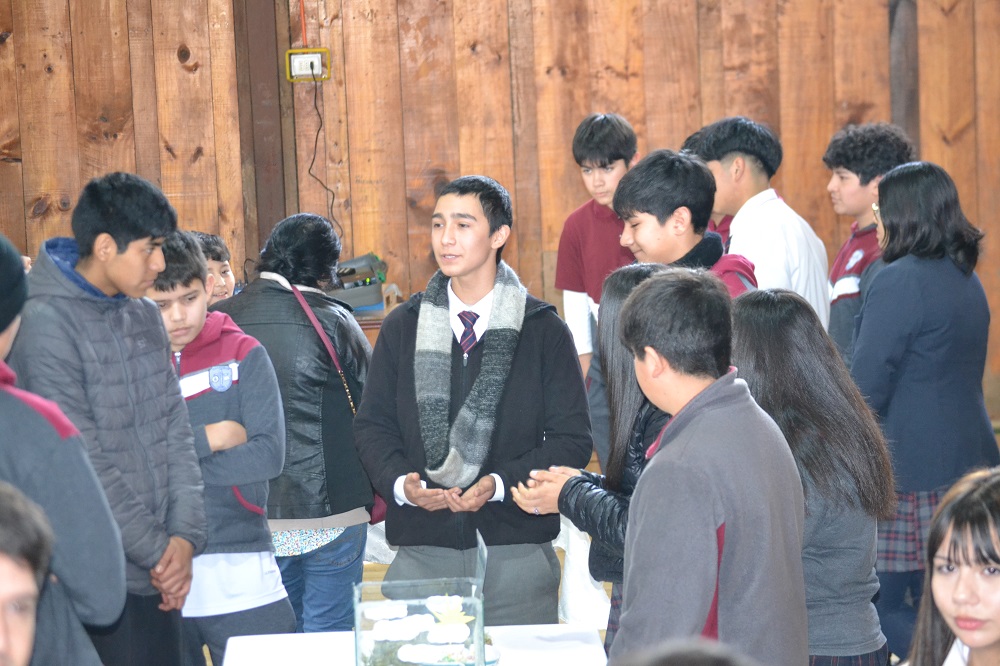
[{"x1": 415, "y1": 261, "x2": 526, "y2": 487}]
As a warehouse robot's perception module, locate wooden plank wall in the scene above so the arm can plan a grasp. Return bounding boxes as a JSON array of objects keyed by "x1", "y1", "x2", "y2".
[
  {"x1": 0, "y1": 0, "x2": 247, "y2": 279},
  {"x1": 1, "y1": 0, "x2": 999, "y2": 409}
]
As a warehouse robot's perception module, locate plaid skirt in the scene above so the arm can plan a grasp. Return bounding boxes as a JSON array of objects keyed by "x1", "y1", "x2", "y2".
[
  {"x1": 876, "y1": 488, "x2": 946, "y2": 573},
  {"x1": 604, "y1": 582, "x2": 623, "y2": 654}
]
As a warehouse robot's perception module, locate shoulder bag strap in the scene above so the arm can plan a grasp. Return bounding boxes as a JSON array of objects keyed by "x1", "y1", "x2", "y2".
[{"x1": 290, "y1": 285, "x2": 356, "y2": 415}]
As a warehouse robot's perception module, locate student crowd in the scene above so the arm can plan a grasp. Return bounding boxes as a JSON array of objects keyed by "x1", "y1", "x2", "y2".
[{"x1": 0, "y1": 114, "x2": 998, "y2": 666}]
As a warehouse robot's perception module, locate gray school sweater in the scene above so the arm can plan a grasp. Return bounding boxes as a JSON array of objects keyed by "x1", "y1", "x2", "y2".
[{"x1": 611, "y1": 370, "x2": 808, "y2": 666}]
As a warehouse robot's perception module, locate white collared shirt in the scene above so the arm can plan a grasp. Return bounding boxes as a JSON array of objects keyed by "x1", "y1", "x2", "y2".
[
  {"x1": 728, "y1": 188, "x2": 831, "y2": 329},
  {"x1": 447, "y1": 281, "x2": 493, "y2": 346}
]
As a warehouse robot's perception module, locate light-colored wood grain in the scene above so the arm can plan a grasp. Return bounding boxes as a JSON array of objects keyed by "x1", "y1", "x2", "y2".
[
  {"x1": 507, "y1": 0, "x2": 543, "y2": 296},
  {"x1": 0, "y1": 0, "x2": 27, "y2": 254},
  {"x1": 71, "y1": 0, "x2": 136, "y2": 182},
  {"x1": 126, "y1": 0, "x2": 162, "y2": 187},
  {"x1": 588, "y1": 0, "x2": 645, "y2": 154},
  {"x1": 917, "y1": 0, "x2": 977, "y2": 216},
  {"x1": 453, "y1": 0, "x2": 519, "y2": 271},
  {"x1": 777, "y1": 0, "x2": 837, "y2": 263},
  {"x1": 342, "y1": 0, "x2": 411, "y2": 293},
  {"x1": 531, "y1": 0, "x2": 590, "y2": 253},
  {"x1": 643, "y1": 0, "x2": 700, "y2": 150},
  {"x1": 207, "y1": 0, "x2": 247, "y2": 279},
  {"x1": 13, "y1": 0, "x2": 81, "y2": 252},
  {"x1": 397, "y1": 0, "x2": 459, "y2": 292},
  {"x1": 150, "y1": 0, "x2": 220, "y2": 231}
]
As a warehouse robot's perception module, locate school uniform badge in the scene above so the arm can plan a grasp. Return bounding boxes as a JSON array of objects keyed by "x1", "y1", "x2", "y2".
[{"x1": 209, "y1": 365, "x2": 233, "y2": 392}]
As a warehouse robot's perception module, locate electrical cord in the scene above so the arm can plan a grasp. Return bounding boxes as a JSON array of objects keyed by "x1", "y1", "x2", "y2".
[{"x1": 306, "y1": 61, "x2": 345, "y2": 239}]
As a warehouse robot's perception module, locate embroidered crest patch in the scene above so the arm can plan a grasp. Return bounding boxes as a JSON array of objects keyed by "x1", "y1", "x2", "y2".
[
  {"x1": 845, "y1": 249, "x2": 864, "y2": 271},
  {"x1": 209, "y1": 365, "x2": 233, "y2": 392}
]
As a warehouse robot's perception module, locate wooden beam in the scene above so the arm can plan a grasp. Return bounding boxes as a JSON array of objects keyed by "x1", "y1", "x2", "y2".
[
  {"x1": 126, "y1": 0, "x2": 162, "y2": 187},
  {"x1": 644, "y1": 0, "x2": 700, "y2": 149}
]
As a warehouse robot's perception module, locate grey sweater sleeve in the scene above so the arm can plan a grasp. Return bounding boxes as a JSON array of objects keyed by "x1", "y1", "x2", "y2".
[
  {"x1": 17, "y1": 430, "x2": 126, "y2": 627},
  {"x1": 196, "y1": 345, "x2": 286, "y2": 486},
  {"x1": 11, "y1": 312, "x2": 173, "y2": 570},
  {"x1": 612, "y1": 460, "x2": 722, "y2": 657}
]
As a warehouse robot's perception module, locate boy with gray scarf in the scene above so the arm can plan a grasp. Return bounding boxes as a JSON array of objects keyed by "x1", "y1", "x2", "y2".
[{"x1": 354, "y1": 175, "x2": 592, "y2": 624}]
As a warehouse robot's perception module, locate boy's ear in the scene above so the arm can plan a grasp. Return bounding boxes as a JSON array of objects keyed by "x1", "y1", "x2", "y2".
[
  {"x1": 92, "y1": 233, "x2": 118, "y2": 262},
  {"x1": 729, "y1": 155, "x2": 745, "y2": 182},
  {"x1": 669, "y1": 207, "x2": 693, "y2": 235},
  {"x1": 204, "y1": 273, "x2": 216, "y2": 294},
  {"x1": 628, "y1": 153, "x2": 641, "y2": 169},
  {"x1": 642, "y1": 346, "x2": 670, "y2": 377},
  {"x1": 490, "y1": 225, "x2": 511, "y2": 250},
  {"x1": 866, "y1": 174, "x2": 882, "y2": 199}
]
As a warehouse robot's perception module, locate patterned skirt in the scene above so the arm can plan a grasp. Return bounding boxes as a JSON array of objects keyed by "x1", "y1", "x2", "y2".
[{"x1": 876, "y1": 488, "x2": 946, "y2": 573}]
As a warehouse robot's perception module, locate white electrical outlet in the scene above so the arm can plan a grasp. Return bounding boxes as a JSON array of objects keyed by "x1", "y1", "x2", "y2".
[{"x1": 290, "y1": 52, "x2": 323, "y2": 78}]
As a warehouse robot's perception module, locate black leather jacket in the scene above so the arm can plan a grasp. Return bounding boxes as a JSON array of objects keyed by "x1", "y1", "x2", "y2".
[
  {"x1": 213, "y1": 278, "x2": 374, "y2": 519},
  {"x1": 558, "y1": 401, "x2": 669, "y2": 583}
]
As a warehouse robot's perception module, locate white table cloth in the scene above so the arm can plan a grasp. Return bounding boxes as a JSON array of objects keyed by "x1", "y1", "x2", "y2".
[{"x1": 223, "y1": 623, "x2": 607, "y2": 665}]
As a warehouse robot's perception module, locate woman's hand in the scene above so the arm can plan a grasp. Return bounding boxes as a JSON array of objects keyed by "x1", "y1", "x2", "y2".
[{"x1": 511, "y1": 466, "x2": 583, "y2": 516}]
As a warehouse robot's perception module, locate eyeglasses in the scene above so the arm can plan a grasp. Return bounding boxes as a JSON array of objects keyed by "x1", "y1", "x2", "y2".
[{"x1": 872, "y1": 202, "x2": 882, "y2": 225}]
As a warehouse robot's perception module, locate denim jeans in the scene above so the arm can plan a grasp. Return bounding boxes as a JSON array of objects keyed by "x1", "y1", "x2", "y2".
[{"x1": 276, "y1": 523, "x2": 367, "y2": 632}]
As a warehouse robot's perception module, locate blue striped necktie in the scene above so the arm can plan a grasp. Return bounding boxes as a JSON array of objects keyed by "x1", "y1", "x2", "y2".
[{"x1": 458, "y1": 310, "x2": 479, "y2": 353}]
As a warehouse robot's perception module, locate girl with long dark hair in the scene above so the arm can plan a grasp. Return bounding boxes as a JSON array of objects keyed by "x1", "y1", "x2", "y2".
[
  {"x1": 732, "y1": 289, "x2": 896, "y2": 665},
  {"x1": 851, "y1": 162, "x2": 999, "y2": 659},
  {"x1": 511, "y1": 262, "x2": 669, "y2": 649},
  {"x1": 909, "y1": 467, "x2": 1000, "y2": 666}
]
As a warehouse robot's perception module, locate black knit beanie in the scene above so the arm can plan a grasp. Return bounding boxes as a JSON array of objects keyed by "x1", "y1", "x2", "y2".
[{"x1": 0, "y1": 234, "x2": 27, "y2": 333}]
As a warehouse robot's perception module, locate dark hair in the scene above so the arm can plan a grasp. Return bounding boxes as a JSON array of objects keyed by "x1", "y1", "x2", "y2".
[
  {"x1": 822, "y1": 122, "x2": 916, "y2": 185},
  {"x1": 684, "y1": 117, "x2": 782, "y2": 179},
  {"x1": 153, "y1": 231, "x2": 208, "y2": 292},
  {"x1": 910, "y1": 467, "x2": 1000, "y2": 666},
  {"x1": 572, "y1": 113, "x2": 638, "y2": 168},
  {"x1": 619, "y1": 268, "x2": 731, "y2": 379},
  {"x1": 191, "y1": 231, "x2": 231, "y2": 263},
  {"x1": 0, "y1": 481, "x2": 53, "y2": 589},
  {"x1": 437, "y1": 175, "x2": 512, "y2": 264},
  {"x1": 71, "y1": 172, "x2": 177, "y2": 258},
  {"x1": 613, "y1": 150, "x2": 716, "y2": 234},
  {"x1": 878, "y1": 161, "x2": 983, "y2": 274},
  {"x1": 600, "y1": 263, "x2": 670, "y2": 491},
  {"x1": 258, "y1": 213, "x2": 342, "y2": 288},
  {"x1": 611, "y1": 638, "x2": 761, "y2": 666},
  {"x1": 731, "y1": 290, "x2": 896, "y2": 518}
]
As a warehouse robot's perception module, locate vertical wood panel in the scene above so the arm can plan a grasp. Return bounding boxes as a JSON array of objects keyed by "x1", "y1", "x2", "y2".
[
  {"x1": 720, "y1": 0, "x2": 779, "y2": 129},
  {"x1": 453, "y1": 0, "x2": 519, "y2": 271},
  {"x1": 319, "y1": 0, "x2": 354, "y2": 258},
  {"x1": 126, "y1": 0, "x2": 162, "y2": 186},
  {"x1": 532, "y1": 0, "x2": 589, "y2": 253},
  {"x1": 397, "y1": 0, "x2": 458, "y2": 292},
  {"x1": 150, "y1": 0, "x2": 220, "y2": 230},
  {"x1": 644, "y1": 0, "x2": 700, "y2": 150},
  {"x1": 777, "y1": 0, "x2": 836, "y2": 261},
  {"x1": 507, "y1": 0, "x2": 543, "y2": 295},
  {"x1": 588, "y1": 0, "x2": 645, "y2": 154},
  {"x1": 833, "y1": 0, "x2": 891, "y2": 127},
  {"x1": 698, "y1": 0, "x2": 726, "y2": 126},
  {"x1": 14, "y1": 0, "x2": 81, "y2": 252},
  {"x1": 916, "y1": 0, "x2": 977, "y2": 210},
  {"x1": 289, "y1": 0, "x2": 328, "y2": 220},
  {"x1": 208, "y1": 0, "x2": 246, "y2": 276},
  {"x1": 975, "y1": 0, "x2": 1000, "y2": 390},
  {"x1": 71, "y1": 0, "x2": 136, "y2": 183},
  {"x1": 0, "y1": 0, "x2": 26, "y2": 253},
  {"x1": 342, "y1": 0, "x2": 410, "y2": 292}
]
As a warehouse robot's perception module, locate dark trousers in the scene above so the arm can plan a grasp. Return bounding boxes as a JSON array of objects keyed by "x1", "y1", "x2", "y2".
[
  {"x1": 181, "y1": 597, "x2": 296, "y2": 666},
  {"x1": 385, "y1": 543, "x2": 561, "y2": 625},
  {"x1": 88, "y1": 592, "x2": 182, "y2": 666},
  {"x1": 875, "y1": 570, "x2": 923, "y2": 659}
]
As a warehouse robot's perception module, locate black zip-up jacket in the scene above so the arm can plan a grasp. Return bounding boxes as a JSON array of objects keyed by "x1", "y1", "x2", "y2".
[
  {"x1": 213, "y1": 278, "x2": 373, "y2": 519},
  {"x1": 558, "y1": 402, "x2": 669, "y2": 583},
  {"x1": 354, "y1": 292, "x2": 592, "y2": 549}
]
